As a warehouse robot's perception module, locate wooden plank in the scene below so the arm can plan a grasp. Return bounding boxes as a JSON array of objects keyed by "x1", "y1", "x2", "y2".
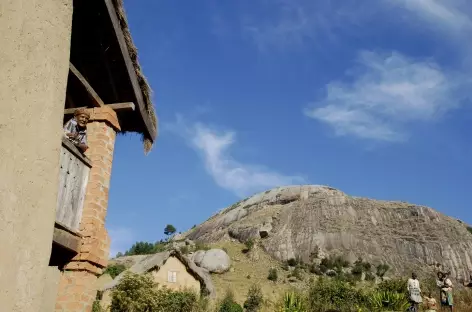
[
  {"x1": 53, "y1": 226, "x2": 81, "y2": 253},
  {"x1": 69, "y1": 63, "x2": 104, "y2": 107},
  {"x1": 64, "y1": 102, "x2": 135, "y2": 115},
  {"x1": 103, "y1": 0, "x2": 157, "y2": 141},
  {"x1": 61, "y1": 137, "x2": 92, "y2": 168}
]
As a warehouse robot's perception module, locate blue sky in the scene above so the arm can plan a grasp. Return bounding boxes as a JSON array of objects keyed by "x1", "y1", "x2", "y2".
[{"x1": 107, "y1": 0, "x2": 472, "y2": 256}]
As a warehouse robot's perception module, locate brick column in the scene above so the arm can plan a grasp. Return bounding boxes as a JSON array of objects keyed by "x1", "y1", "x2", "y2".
[{"x1": 55, "y1": 107, "x2": 120, "y2": 312}]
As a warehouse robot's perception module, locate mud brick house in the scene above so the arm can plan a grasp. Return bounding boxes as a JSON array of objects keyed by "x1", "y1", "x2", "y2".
[{"x1": 0, "y1": 0, "x2": 157, "y2": 311}]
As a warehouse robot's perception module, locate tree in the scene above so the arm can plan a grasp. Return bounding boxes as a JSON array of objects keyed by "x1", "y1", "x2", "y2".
[
  {"x1": 164, "y1": 224, "x2": 177, "y2": 237},
  {"x1": 124, "y1": 241, "x2": 155, "y2": 256}
]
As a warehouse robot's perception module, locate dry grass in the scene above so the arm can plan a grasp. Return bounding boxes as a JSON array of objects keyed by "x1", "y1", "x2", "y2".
[{"x1": 209, "y1": 240, "x2": 305, "y2": 311}]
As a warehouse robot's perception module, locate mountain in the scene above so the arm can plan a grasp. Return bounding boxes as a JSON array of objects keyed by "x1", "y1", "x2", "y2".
[{"x1": 186, "y1": 185, "x2": 472, "y2": 279}]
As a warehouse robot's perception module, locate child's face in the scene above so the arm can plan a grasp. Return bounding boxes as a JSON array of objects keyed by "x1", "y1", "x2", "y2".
[{"x1": 76, "y1": 114, "x2": 89, "y2": 127}]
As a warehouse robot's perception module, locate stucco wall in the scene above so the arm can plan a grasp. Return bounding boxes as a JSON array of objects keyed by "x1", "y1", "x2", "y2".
[
  {"x1": 0, "y1": 0, "x2": 73, "y2": 311},
  {"x1": 151, "y1": 257, "x2": 201, "y2": 293}
]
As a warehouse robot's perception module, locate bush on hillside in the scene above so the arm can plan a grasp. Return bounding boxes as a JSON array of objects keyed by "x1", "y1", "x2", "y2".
[
  {"x1": 194, "y1": 241, "x2": 211, "y2": 251},
  {"x1": 368, "y1": 290, "x2": 409, "y2": 311},
  {"x1": 243, "y1": 284, "x2": 264, "y2": 312},
  {"x1": 103, "y1": 264, "x2": 126, "y2": 279},
  {"x1": 268, "y1": 268, "x2": 278, "y2": 281},
  {"x1": 307, "y1": 277, "x2": 366, "y2": 311},
  {"x1": 280, "y1": 292, "x2": 305, "y2": 312},
  {"x1": 110, "y1": 272, "x2": 202, "y2": 312},
  {"x1": 377, "y1": 278, "x2": 407, "y2": 294},
  {"x1": 219, "y1": 290, "x2": 243, "y2": 312},
  {"x1": 376, "y1": 263, "x2": 390, "y2": 278}
]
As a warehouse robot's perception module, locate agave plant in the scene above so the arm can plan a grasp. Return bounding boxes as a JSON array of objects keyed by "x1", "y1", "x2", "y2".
[
  {"x1": 369, "y1": 290, "x2": 409, "y2": 311},
  {"x1": 280, "y1": 292, "x2": 305, "y2": 312}
]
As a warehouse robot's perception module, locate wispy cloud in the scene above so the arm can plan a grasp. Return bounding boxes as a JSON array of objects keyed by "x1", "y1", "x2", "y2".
[
  {"x1": 388, "y1": 0, "x2": 472, "y2": 33},
  {"x1": 305, "y1": 51, "x2": 468, "y2": 141},
  {"x1": 108, "y1": 227, "x2": 135, "y2": 258},
  {"x1": 166, "y1": 116, "x2": 304, "y2": 197}
]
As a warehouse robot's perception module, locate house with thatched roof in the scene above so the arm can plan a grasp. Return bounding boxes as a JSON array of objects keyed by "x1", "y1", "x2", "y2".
[
  {"x1": 99, "y1": 250, "x2": 215, "y2": 309},
  {"x1": 1, "y1": 0, "x2": 157, "y2": 311}
]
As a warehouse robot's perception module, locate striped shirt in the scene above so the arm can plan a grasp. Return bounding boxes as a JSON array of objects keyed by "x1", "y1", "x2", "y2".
[{"x1": 63, "y1": 118, "x2": 87, "y2": 146}]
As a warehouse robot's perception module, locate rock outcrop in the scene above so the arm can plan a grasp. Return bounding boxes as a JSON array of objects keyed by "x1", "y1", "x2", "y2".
[
  {"x1": 186, "y1": 185, "x2": 472, "y2": 279},
  {"x1": 192, "y1": 249, "x2": 231, "y2": 273}
]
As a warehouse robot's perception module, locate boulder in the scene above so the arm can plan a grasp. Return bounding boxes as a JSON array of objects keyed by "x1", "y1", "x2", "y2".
[
  {"x1": 192, "y1": 250, "x2": 206, "y2": 266},
  {"x1": 199, "y1": 249, "x2": 231, "y2": 273}
]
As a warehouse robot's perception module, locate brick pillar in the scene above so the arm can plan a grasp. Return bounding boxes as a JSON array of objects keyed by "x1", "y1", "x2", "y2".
[{"x1": 55, "y1": 107, "x2": 120, "y2": 312}]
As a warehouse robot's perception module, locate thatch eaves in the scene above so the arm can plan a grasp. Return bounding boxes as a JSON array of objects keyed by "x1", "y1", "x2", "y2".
[{"x1": 111, "y1": 0, "x2": 158, "y2": 153}]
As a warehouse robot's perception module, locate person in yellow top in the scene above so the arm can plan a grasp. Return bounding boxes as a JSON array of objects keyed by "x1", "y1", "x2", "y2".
[{"x1": 423, "y1": 292, "x2": 438, "y2": 312}]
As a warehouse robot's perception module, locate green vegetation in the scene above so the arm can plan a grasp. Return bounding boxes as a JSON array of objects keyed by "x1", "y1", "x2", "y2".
[
  {"x1": 164, "y1": 224, "x2": 177, "y2": 237},
  {"x1": 244, "y1": 239, "x2": 255, "y2": 252},
  {"x1": 91, "y1": 300, "x2": 103, "y2": 312},
  {"x1": 110, "y1": 272, "x2": 205, "y2": 312},
  {"x1": 243, "y1": 284, "x2": 263, "y2": 312},
  {"x1": 268, "y1": 268, "x2": 278, "y2": 282},
  {"x1": 375, "y1": 264, "x2": 390, "y2": 279},
  {"x1": 467, "y1": 226, "x2": 472, "y2": 234},
  {"x1": 124, "y1": 241, "x2": 157, "y2": 256},
  {"x1": 102, "y1": 264, "x2": 126, "y2": 279},
  {"x1": 218, "y1": 290, "x2": 243, "y2": 312},
  {"x1": 195, "y1": 240, "x2": 211, "y2": 251},
  {"x1": 280, "y1": 292, "x2": 305, "y2": 312}
]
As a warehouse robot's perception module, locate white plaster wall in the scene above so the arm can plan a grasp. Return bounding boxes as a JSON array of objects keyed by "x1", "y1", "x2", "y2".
[{"x1": 0, "y1": 0, "x2": 73, "y2": 310}]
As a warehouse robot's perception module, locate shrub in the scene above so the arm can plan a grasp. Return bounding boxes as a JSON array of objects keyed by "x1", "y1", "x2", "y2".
[
  {"x1": 376, "y1": 263, "x2": 390, "y2": 278},
  {"x1": 280, "y1": 292, "x2": 305, "y2": 312},
  {"x1": 243, "y1": 284, "x2": 263, "y2": 312},
  {"x1": 290, "y1": 266, "x2": 304, "y2": 281},
  {"x1": 368, "y1": 290, "x2": 409, "y2": 311},
  {"x1": 91, "y1": 301, "x2": 103, "y2": 312},
  {"x1": 110, "y1": 272, "x2": 201, "y2": 312},
  {"x1": 282, "y1": 262, "x2": 290, "y2": 271},
  {"x1": 309, "y1": 263, "x2": 322, "y2": 275},
  {"x1": 377, "y1": 278, "x2": 407, "y2": 294},
  {"x1": 307, "y1": 277, "x2": 366, "y2": 311},
  {"x1": 219, "y1": 290, "x2": 243, "y2": 312},
  {"x1": 365, "y1": 272, "x2": 376, "y2": 281},
  {"x1": 244, "y1": 239, "x2": 255, "y2": 251},
  {"x1": 180, "y1": 245, "x2": 189, "y2": 254},
  {"x1": 194, "y1": 241, "x2": 211, "y2": 251},
  {"x1": 287, "y1": 258, "x2": 298, "y2": 267},
  {"x1": 268, "y1": 268, "x2": 278, "y2": 281},
  {"x1": 103, "y1": 264, "x2": 126, "y2": 279}
]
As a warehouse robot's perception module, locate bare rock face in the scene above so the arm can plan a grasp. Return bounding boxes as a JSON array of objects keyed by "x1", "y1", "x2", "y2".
[{"x1": 187, "y1": 185, "x2": 472, "y2": 279}]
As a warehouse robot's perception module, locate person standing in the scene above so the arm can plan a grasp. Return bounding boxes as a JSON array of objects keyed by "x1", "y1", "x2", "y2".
[
  {"x1": 437, "y1": 272, "x2": 454, "y2": 312},
  {"x1": 408, "y1": 272, "x2": 422, "y2": 312}
]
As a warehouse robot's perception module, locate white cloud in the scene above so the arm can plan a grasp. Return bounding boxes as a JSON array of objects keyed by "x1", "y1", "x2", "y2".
[
  {"x1": 389, "y1": 0, "x2": 472, "y2": 33},
  {"x1": 305, "y1": 51, "x2": 467, "y2": 141},
  {"x1": 166, "y1": 116, "x2": 304, "y2": 197},
  {"x1": 108, "y1": 227, "x2": 134, "y2": 258}
]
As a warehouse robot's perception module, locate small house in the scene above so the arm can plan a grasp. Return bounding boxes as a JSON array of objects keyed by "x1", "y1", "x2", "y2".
[{"x1": 99, "y1": 250, "x2": 215, "y2": 309}]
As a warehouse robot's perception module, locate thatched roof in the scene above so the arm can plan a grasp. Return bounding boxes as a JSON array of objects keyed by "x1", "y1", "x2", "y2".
[
  {"x1": 112, "y1": 0, "x2": 158, "y2": 153},
  {"x1": 102, "y1": 249, "x2": 215, "y2": 298}
]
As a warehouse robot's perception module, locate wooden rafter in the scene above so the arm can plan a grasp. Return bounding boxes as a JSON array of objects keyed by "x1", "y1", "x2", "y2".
[
  {"x1": 69, "y1": 63, "x2": 104, "y2": 107},
  {"x1": 63, "y1": 102, "x2": 135, "y2": 115}
]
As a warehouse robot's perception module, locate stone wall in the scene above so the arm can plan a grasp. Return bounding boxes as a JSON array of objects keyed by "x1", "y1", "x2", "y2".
[
  {"x1": 0, "y1": 1, "x2": 73, "y2": 311},
  {"x1": 56, "y1": 107, "x2": 120, "y2": 312}
]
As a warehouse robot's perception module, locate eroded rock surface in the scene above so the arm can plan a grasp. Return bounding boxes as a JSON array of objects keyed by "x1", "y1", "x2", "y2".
[{"x1": 186, "y1": 185, "x2": 472, "y2": 279}]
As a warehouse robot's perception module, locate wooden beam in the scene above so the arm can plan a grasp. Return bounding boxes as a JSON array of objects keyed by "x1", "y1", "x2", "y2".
[
  {"x1": 69, "y1": 63, "x2": 104, "y2": 107},
  {"x1": 53, "y1": 223, "x2": 82, "y2": 254},
  {"x1": 64, "y1": 102, "x2": 135, "y2": 115},
  {"x1": 103, "y1": 0, "x2": 157, "y2": 141}
]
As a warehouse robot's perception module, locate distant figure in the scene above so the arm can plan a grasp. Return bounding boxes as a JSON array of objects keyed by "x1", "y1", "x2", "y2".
[
  {"x1": 423, "y1": 292, "x2": 438, "y2": 312},
  {"x1": 437, "y1": 272, "x2": 453, "y2": 312},
  {"x1": 408, "y1": 272, "x2": 422, "y2": 312},
  {"x1": 64, "y1": 108, "x2": 90, "y2": 153}
]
